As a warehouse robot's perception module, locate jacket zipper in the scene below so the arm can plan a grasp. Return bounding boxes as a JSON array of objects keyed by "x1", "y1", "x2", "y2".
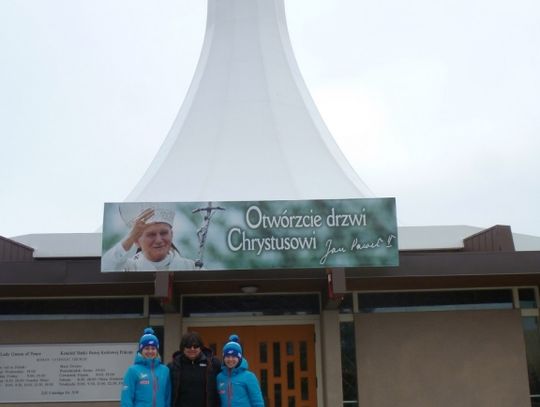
[
  {"x1": 227, "y1": 369, "x2": 233, "y2": 407},
  {"x1": 151, "y1": 360, "x2": 157, "y2": 407}
]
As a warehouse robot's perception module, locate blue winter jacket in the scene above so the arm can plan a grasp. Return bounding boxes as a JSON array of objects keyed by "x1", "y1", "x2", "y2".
[
  {"x1": 217, "y1": 358, "x2": 265, "y2": 407},
  {"x1": 121, "y1": 353, "x2": 171, "y2": 407}
]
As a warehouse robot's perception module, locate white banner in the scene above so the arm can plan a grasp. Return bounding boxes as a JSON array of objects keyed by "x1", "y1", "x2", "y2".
[{"x1": 0, "y1": 343, "x2": 136, "y2": 403}]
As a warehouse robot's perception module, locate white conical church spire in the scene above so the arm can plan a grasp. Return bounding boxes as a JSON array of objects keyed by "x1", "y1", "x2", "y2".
[{"x1": 126, "y1": 0, "x2": 371, "y2": 202}]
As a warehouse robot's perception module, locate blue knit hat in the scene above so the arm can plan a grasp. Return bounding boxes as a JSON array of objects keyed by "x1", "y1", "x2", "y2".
[
  {"x1": 223, "y1": 334, "x2": 243, "y2": 362},
  {"x1": 139, "y1": 327, "x2": 159, "y2": 351}
]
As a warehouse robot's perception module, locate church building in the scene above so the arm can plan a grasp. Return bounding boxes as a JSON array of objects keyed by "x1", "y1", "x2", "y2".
[{"x1": 1, "y1": 1, "x2": 540, "y2": 406}]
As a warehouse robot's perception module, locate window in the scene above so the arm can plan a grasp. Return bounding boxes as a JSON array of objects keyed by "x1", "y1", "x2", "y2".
[
  {"x1": 0, "y1": 297, "x2": 147, "y2": 319},
  {"x1": 182, "y1": 294, "x2": 320, "y2": 317},
  {"x1": 519, "y1": 288, "x2": 538, "y2": 309},
  {"x1": 357, "y1": 289, "x2": 513, "y2": 313},
  {"x1": 340, "y1": 321, "x2": 358, "y2": 406}
]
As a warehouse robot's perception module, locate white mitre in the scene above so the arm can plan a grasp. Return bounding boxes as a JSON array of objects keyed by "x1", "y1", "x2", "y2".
[{"x1": 118, "y1": 203, "x2": 176, "y2": 228}]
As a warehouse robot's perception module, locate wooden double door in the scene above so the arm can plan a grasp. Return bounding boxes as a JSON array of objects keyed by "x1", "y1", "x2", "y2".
[{"x1": 194, "y1": 325, "x2": 317, "y2": 407}]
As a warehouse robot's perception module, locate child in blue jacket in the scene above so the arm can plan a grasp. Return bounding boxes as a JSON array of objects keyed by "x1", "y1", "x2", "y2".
[
  {"x1": 121, "y1": 327, "x2": 171, "y2": 407},
  {"x1": 217, "y1": 334, "x2": 265, "y2": 407}
]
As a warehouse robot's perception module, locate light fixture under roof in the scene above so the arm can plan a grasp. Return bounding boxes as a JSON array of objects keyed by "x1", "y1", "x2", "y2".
[{"x1": 240, "y1": 285, "x2": 259, "y2": 294}]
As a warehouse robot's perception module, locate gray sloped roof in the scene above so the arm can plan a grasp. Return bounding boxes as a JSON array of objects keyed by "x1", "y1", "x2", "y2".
[{"x1": 10, "y1": 226, "x2": 540, "y2": 259}]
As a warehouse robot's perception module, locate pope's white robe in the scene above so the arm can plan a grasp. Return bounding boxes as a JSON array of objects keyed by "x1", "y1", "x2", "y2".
[{"x1": 102, "y1": 242, "x2": 197, "y2": 271}]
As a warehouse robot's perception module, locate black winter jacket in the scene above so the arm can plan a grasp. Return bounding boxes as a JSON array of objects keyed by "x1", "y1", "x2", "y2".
[{"x1": 168, "y1": 347, "x2": 221, "y2": 407}]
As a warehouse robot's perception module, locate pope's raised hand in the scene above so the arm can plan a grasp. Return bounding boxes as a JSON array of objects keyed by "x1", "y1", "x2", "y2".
[{"x1": 121, "y1": 208, "x2": 155, "y2": 251}]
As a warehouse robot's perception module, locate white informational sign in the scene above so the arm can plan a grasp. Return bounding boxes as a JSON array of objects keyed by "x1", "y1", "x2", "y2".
[{"x1": 0, "y1": 343, "x2": 137, "y2": 403}]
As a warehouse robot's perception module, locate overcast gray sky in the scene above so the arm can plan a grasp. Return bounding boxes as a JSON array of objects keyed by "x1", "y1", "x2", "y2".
[{"x1": 1, "y1": 0, "x2": 539, "y2": 238}]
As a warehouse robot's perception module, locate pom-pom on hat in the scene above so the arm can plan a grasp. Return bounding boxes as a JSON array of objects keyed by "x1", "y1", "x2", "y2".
[
  {"x1": 223, "y1": 334, "x2": 243, "y2": 361},
  {"x1": 139, "y1": 327, "x2": 159, "y2": 351}
]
